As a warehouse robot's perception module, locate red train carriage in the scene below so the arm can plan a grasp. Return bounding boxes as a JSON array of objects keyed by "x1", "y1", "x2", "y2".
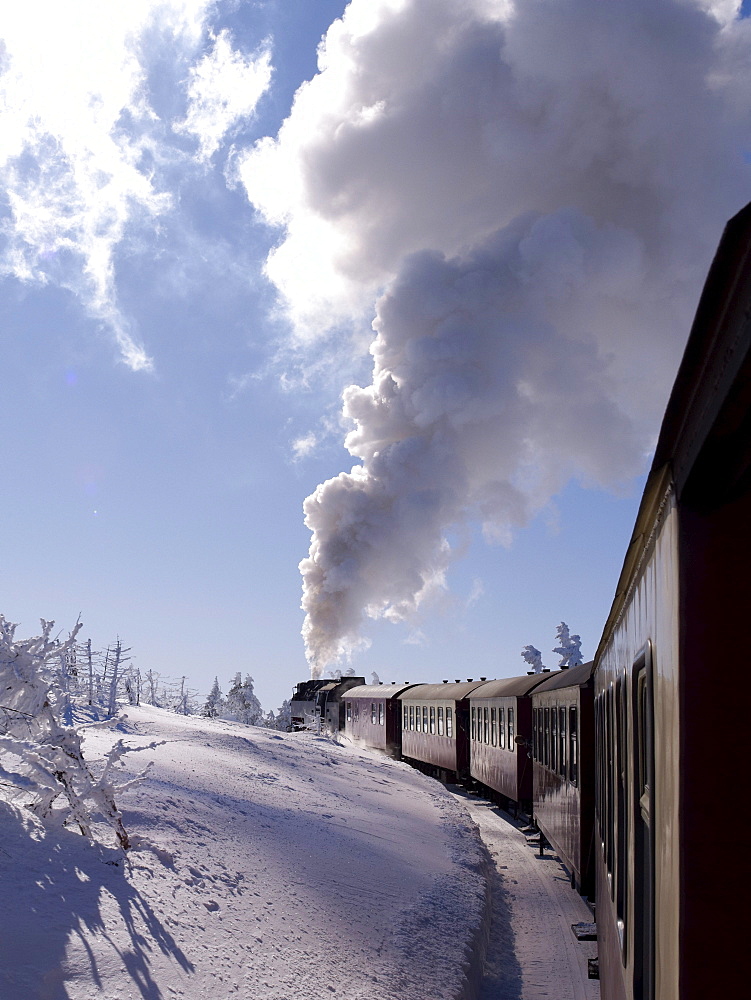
[
  {"x1": 594, "y1": 202, "x2": 751, "y2": 1000},
  {"x1": 397, "y1": 681, "x2": 485, "y2": 781},
  {"x1": 468, "y1": 675, "x2": 548, "y2": 813},
  {"x1": 531, "y1": 661, "x2": 595, "y2": 896},
  {"x1": 341, "y1": 683, "x2": 416, "y2": 757}
]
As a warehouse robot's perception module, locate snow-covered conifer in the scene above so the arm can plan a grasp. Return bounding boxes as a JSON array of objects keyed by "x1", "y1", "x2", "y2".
[
  {"x1": 552, "y1": 622, "x2": 584, "y2": 668},
  {"x1": 274, "y1": 699, "x2": 292, "y2": 732},
  {"x1": 203, "y1": 677, "x2": 224, "y2": 718},
  {"x1": 224, "y1": 673, "x2": 264, "y2": 726},
  {"x1": 521, "y1": 645, "x2": 546, "y2": 673}
]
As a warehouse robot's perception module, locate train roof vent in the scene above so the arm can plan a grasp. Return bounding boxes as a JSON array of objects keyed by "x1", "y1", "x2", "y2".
[
  {"x1": 467, "y1": 678, "x2": 473, "y2": 682},
  {"x1": 454, "y1": 679, "x2": 461, "y2": 683},
  {"x1": 443, "y1": 679, "x2": 449, "y2": 684},
  {"x1": 480, "y1": 676, "x2": 487, "y2": 681}
]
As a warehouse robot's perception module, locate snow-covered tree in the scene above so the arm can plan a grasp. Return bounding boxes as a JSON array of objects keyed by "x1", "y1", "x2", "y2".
[
  {"x1": 552, "y1": 622, "x2": 584, "y2": 668},
  {"x1": 202, "y1": 677, "x2": 224, "y2": 718},
  {"x1": 521, "y1": 645, "x2": 546, "y2": 673},
  {"x1": 262, "y1": 699, "x2": 292, "y2": 732},
  {"x1": 224, "y1": 673, "x2": 264, "y2": 726},
  {"x1": 0, "y1": 616, "x2": 156, "y2": 850},
  {"x1": 274, "y1": 699, "x2": 292, "y2": 731}
]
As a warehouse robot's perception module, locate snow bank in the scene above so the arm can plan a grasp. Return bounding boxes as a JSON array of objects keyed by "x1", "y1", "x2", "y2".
[{"x1": 0, "y1": 705, "x2": 488, "y2": 1000}]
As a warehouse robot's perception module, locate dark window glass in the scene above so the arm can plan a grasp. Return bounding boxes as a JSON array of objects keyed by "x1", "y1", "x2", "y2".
[
  {"x1": 409, "y1": 704, "x2": 415, "y2": 731},
  {"x1": 371, "y1": 703, "x2": 376, "y2": 725},
  {"x1": 423, "y1": 706, "x2": 428, "y2": 732},
  {"x1": 379, "y1": 702, "x2": 384, "y2": 725},
  {"x1": 446, "y1": 708, "x2": 453, "y2": 738},
  {"x1": 483, "y1": 706, "x2": 489, "y2": 744},
  {"x1": 544, "y1": 707, "x2": 550, "y2": 766},
  {"x1": 491, "y1": 707, "x2": 497, "y2": 746},
  {"x1": 500, "y1": 706, "x2": 506, "y2": 749},
  {"x1": 551, "y1": 707, "x2": 558, "y2": 771},
  {"x1": 429, "y1": 706, "x2": 436, "y2": 735},
  {"x1": 508, "y1": 707, "x2": 515, "y2": 751},
  {"x1": 471, "y1": 706, "x2": 477, "y2": 741},
  {"x1": 569, "y1": 707, "x2": 578, "y2": 784},
  {"x1": 415, "y1": 705, "x2": 421, "y2": 732},
  {"x1": 616, "y1": 677, "x2": 627, "y2": 941},
  {"x1": 438, "y1": 706, "x2": 444, "y2": 736}
]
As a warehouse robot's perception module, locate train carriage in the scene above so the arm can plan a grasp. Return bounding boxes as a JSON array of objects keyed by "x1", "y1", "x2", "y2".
[
  {"x1": 468, "y1": 674, "x2": 548, "y2": 813},
  {"x1": 531, "y1": 661, "x2": 595, "y2": 896},
  {"x1": 341, "y1": 683, "x2": 416, "y2": 757},
  {"x1": 594, "y1": 203, "x2": 751, "y2": 1000},
  {"x1": 397, "y1": 681, "x2": 485, "y2": 781}
]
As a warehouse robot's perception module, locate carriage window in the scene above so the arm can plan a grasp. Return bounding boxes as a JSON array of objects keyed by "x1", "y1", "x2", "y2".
[
  {"x1": 438, "y1": 706, "x2": 444, "y2": 735},
  {"x1": 415, "y1": 705, "x2": 421, "y2": 732},
  {"x1": 559, "y1": 708, "x2": 567, "y2": 776},
  {"x1": 346, "y1": 702, "x2": 352, "y2": 723},
  {"x1": 429, "y1": 706, "x2": 436, "y2": 734},
  {"x1": 483, "y1": 707, "x2": 489, "y2": 744},
  {"x1": 491, "y1": 707, "x2": 497, "y2": 746},
  {"x1": 471, "y1": 706, "x2": 477, "y2": 740},
  {"x1": 533, "y1": 708, "x2": 539, "y2": 760},
  {"x1": 508, "y1": 707, "x2": 514, "y2": 751},
  {"x1": 379, "y1": 702, "x2": 384, "y2": 725},
  {"x1": 446, "y1": 707, "x2": 453, "y2": 738},
  {"x1": 551, "y1": 708, "x2": 558, "y2": 771},
  {"x1": 569, "y1": 707, "x2": 578, "y2": 785},
  {"x1": 616, "y1": 677, "x2": 627, "y2": 943},
  {"x1": 409, "y1": 704, "x2": 415, "y2": 731},
  {"x1": 500, "y1": 706, "x2": 505, "y2": 749},
  {"x1": 403, "y1": 705, "x2": 408, "y2": 728},
  {"x1": 371, "y1": 703, "x2": 377, "y2": 725},
  {"x1": 544, "y1": 708, "x2": 550, "y2": 766},
  {"x1": 423, "y1": 706, "x2": 429, "y2": 732}
]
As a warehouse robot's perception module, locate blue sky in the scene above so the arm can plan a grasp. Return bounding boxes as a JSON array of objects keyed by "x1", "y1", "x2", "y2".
[{"x1": 1, "y1": 1, "x2": 749, "y2": 712}]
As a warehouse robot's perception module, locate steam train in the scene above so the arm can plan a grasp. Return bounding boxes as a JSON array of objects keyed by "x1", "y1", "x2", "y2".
[{"x1": 290, "y1": 202, "x2": 751, "y2": 1000}]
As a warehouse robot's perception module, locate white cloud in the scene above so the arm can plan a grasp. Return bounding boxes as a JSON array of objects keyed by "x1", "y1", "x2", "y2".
[
  {"x1": 175, "y1": 30, "x2": 273, "y2": 162},
  {"x1": 0, "y1": 1, "x2": 217, "y2": 369},
  {"x1": 241, "y1": 0, "x2": 751, "y2": 669},
  {"x1": 291, "y1": 432, "x2": 318, "y2": 460}
]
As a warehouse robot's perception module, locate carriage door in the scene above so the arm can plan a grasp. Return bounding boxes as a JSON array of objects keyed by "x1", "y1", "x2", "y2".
[{"x1": 633, "y1": 645, "x2": 655, "y2": 1000}]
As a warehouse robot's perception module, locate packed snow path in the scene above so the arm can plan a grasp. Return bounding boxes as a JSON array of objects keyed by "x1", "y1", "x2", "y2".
[
  {"x1": 0, "y1": 706, "x2": 486, "y2": 1000},
  {"x1": 453, "y1": 791, "x2": 600, "y2": 1000}
]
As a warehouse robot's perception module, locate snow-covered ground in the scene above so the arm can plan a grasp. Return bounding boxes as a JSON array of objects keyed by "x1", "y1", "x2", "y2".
[{"x1": 0, "y1": 706, "x2": 488, "y2": 1000}]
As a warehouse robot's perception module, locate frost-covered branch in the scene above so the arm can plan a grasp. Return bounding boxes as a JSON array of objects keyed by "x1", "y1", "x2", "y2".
[{"x1": 0, "y1": 615, "x2": 156, "y2": 849}]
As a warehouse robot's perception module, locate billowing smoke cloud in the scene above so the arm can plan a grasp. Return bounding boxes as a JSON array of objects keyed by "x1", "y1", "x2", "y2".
[
  {"x1": 0, "y1": 1, "x2": 271, "y2": 369},
  {"x1": 240, "y1": 0, "x2": 751, "y2": 673}
]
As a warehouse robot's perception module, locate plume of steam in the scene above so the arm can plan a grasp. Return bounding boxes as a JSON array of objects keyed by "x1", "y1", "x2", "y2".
[{"x1": 243, "y1": 0, "x2": 751, "y2": 673}]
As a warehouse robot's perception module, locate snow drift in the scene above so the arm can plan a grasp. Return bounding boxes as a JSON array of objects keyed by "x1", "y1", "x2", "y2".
[{"x1": 0, "y1": 705, "x2": 487, "y2": 1000}]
